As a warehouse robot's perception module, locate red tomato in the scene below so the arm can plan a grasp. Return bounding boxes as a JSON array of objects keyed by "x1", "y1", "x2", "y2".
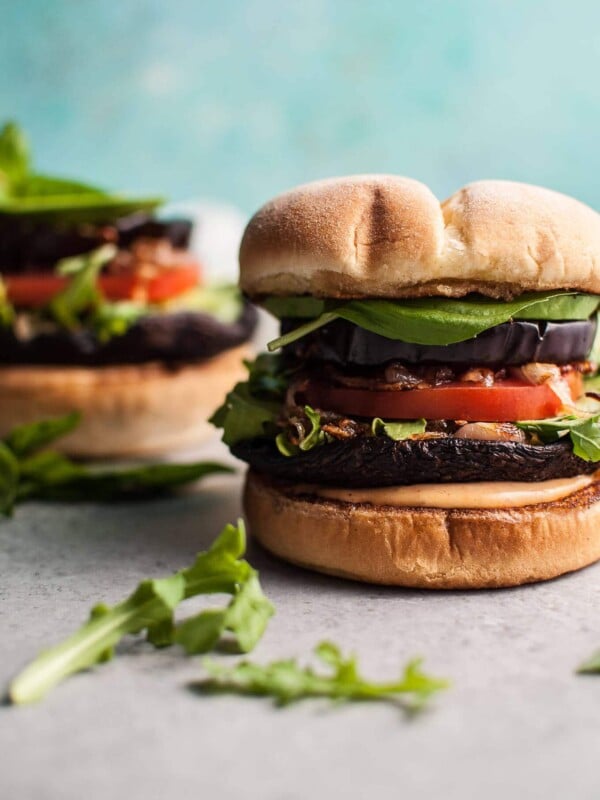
[
  {"x1": 305, "y1": 373, "x2": 583, "y2": 422},
  {"x1": 5, "y1": 264, "x2": 200, "y2": 307}
]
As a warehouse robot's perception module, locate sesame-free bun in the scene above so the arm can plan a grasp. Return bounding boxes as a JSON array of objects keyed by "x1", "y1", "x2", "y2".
[
  {"x1": 0, "y1": 344, "x2": 251, "y2": 459},
  {"x1": 240, "y1": 175, "x2": 600, "y2": 300},
  {"x1": 244, "y1": 470, "x2": 600, "y2": 589}
]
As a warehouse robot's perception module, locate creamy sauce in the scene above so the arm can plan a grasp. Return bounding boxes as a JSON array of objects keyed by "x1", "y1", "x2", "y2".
[{"x1": 300, "y1": 473, "x2": 599, "y2": 509}]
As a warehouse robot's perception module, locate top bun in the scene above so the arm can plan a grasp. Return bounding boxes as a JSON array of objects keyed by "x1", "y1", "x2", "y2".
[{"x1": 239, "y1": 175, "x2": 600, "y2": 299}]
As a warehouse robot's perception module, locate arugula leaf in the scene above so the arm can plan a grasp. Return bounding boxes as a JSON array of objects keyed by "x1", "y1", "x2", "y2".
[
  {"x1": 163, "y1": 284, "x2": 243, "y2": 325},
  {"x1": 9, "y1": 520, "x2": 273, "y2": 704},
  {"x1": 91, "y1": 300, "x2": 148, "y2": 341},
  {"x1": 25, "y1": 461, "x2": 233, "y2": 503},
  {"x1": 196, "y1": 641, "x2": 448, "y2": 710},
  {"x1": 175, "y1": 573, "x2": 274, "y2": 655},
  {"x1": 276, "y1": 405, "x2": 328, "y2": 456},
  {"x1": 0, "y1": 442, "x2": 19, "y2": 515},
  {"x1": 0, "y1": 277, "x2": 15, "y2": 326},
  {"x1": 4, "y1": 412, "x2": 81, "y2": 458},
  {"x1": 371, "y1": 418, "x2": 427, "y2": 441},
  {"x1": 516, "y1": 415, "x2": 600, "y2": 462},
  {"x1": 0, "y1": 413, "x2": 233, "y2": 511},
  {"x1": 571, "y1": 418, "x2": 600, "y2": 462},
  {"x1": 577, "y1": 651, "x2": 600, "y2": 674},
  {"x1": 267, "y1": 292, "x2": 600, "y2": 351},
  {"x1": 48, "y1": 245, "x2": 116, "y2": 328}
]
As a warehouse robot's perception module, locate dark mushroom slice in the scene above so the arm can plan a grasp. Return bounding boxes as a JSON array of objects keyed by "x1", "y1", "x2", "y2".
[
  {"x1": 231, "y1": 435, "x2": 597, "y2": 487},
  {"x1": 0, "y1": 302, "x2": 258, "y2": 366},
  {"x1": 283, "y1": 317, "x2": 597, "y2": 367}
]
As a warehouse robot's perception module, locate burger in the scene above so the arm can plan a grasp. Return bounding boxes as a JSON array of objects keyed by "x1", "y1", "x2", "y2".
[
  {"x1": 0, "y1": 122, "x2": 256, "y2": 457},
  {"x1": 212, "y1": 175, "x2": 600, "y2": 589}
]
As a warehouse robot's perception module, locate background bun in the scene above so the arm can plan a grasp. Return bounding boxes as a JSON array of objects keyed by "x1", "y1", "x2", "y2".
[
  {"x1": 0, "y1": 344, "x2": 251, "y2": 458},
  {"x1": 240, "y1": 176, "x2": 600, "y2": 299},
  {"x1": 244, "y1": 471, "x2": 600, "y2": 588}
]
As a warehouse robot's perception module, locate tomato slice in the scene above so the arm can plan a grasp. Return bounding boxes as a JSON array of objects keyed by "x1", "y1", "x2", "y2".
[
  {"x1": 305, "y1": 373, "x2": 583, "y2": 422},
  {"x1": 5, "y1": 264, "x2": 200, "y2": 307}
]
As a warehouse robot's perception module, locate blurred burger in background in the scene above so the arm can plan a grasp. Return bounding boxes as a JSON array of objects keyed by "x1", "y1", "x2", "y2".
[{"x1": 0, "y1": 122, "x2": 256, "y2": 457}]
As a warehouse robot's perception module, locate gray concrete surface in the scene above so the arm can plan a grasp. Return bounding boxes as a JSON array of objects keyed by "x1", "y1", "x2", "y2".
[{"x1": 2, "y1": 441, "x2": 600, "y2": 800}]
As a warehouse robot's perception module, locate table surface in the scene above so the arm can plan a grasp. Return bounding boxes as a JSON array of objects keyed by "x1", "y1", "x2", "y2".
[{"x1": 2, "y1": 437, "x2": 600, "y2": 800}]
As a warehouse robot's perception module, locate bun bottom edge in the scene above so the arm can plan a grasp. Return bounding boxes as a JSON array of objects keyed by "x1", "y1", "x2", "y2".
[
  {"x1": 243, "y1": 470, "x2": 600, "y2": 589},
  {"x1": 0, "y1": 344, "x2": 252, "y2": 458}
]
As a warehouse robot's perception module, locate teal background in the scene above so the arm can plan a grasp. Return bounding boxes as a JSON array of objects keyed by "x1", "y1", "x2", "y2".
[{"x1": 3, "y1": 0, "x2": 600, "y2": 213}]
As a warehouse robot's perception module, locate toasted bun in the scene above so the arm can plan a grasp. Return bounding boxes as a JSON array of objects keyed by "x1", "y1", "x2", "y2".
[
  {"x1": 244, "y1": 470, "x2": 600, "y2": 588},
  {"x1": 240, "y1": 175, "x2": 600, "y2": 299},
  {"x1": 0, "y1": 345, "x2": 251, "y2": 458}
]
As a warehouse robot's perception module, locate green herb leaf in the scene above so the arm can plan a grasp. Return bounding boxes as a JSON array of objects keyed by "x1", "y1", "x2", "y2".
[
  {"x1": 4, "y1": 412, "x2": 81, "y2": 458},
  {"x1": 0, "y1": 122, "x2": 29, "y2": 191},
  {"x1": 163, "y1": 284, "x2": 243, "y2": 325},
  {"x1": 275, "y1": 405, "x2": 328, "y2": 456},
  {"x1": 175, "y1": 572, "x2": 274, "y2": 655},
  {"x1": 0, "y1": 413, "x2": 233, "y2": 512},
  {"x1": 9, "y1": 520, "x2": 273, "y2": 704},
  {"x1": 516, "y1": 414, "x2": 600, "y2": 462},
  {"x1": 195, "y1": 641, "x2": 449, "y2": 710},
  {"x1": 577, "y1": 651, "x2": 600, "y2": 674},
  {"x1": 0, "y1": 277, "x2": 15, "y2": 326},
  {"x1": 371, "y1": 418, "x2": 427, "y2": 441},
  {"x1": 27, "y1": 461, "x2": 233, "y2": 503},
  {"x1": 0, "y1": 442, "x2": 19, "y2": 516},
  {"x1": 49, "y1": 245, "x2": 116, "y2": 328},
  {"x1": 571, "y1": 418, "x2": 600, "y2": 462},
  {"x1": 267, "y1": 293, "x2": 600, "y2": 351},
  {"x1": 210, "y1": 382, "x2": 280, "y2": 447},
  {"x1": 0, "y1": 121, "x2": 164, "y2": 221}
]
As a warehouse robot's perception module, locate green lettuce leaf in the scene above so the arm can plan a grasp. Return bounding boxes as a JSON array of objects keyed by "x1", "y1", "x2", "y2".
[
  {"x1": 211, "y1": 383, "x2": 280, "y2": 447},
  {"x1": 195, "y1": 641, "x2": 449, "y2": 710},
  {"x1": 516, "y1": 415, "x2": 600, "y2": 462},
  {"x1": 371, "y1": 418, "x2": 427, "y2": 441},
  {"x1": 267, "y1": 293, "x2": 600, "y2": 351},
  {"x1": 9, "y1": 520, "x2": 273, "y2": 704}
]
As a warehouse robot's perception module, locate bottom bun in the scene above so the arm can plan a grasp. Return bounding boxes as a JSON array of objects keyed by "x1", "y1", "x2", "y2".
[
  {"x1": 0, "y1": 344, "x2": 251, "y2": 458},
  {"x1": 244, "y1": 470, "x2": 600, "y2": 589}
]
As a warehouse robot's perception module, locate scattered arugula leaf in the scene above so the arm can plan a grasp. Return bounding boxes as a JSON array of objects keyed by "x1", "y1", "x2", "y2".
[
  {"x1": 267, "y1": 292, "x2": 600, "y2": 351},
  {"x1": 516, "y1": 415, "x2": 600, "y2": 462},
  {"x1": 371, "y1": 418, "x2": 427, "y2": 441},
  {"x1": 4, "y1": 411, "x2": 81, "y2": 458},
  {"x1": 0, "y1": 413, "x2": 233, "y2": 513},
  {"x1": 9, "y1": 520, "x2": 274, "y2": 704},
  {"x1": 195, "y1": 641, "x2": 448, "y2": 711},
  {"x1": 577, "y1": 651, "x2": 600, "y2": 674}
]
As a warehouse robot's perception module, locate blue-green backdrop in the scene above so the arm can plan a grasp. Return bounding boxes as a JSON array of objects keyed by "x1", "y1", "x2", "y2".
[{"x1": 3, "y1": 0, "x2": 600, "y2": 212}]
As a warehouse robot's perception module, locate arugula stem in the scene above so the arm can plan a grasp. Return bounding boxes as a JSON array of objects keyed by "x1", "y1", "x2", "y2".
[{"x1": 267, "y1": 311, "x2": 339, "y2": 352}]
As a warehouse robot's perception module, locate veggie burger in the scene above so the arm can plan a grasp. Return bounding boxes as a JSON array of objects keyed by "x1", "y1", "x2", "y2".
[
  {"x1": 213, "y1": 175, "x2": 600, "y2": 588},
  {"x1": 0, "y1": 123, "x2": 256, "y2": 457}
]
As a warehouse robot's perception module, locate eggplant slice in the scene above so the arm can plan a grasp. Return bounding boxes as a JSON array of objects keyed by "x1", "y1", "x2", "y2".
[
  {"x1": 0, "y1": 302, "x2": 257, "y2": 366},
  {"x1": 285, "y1": 317, "x2": 597, "y2": 367},
  {"x1": 232, "y1": 435, "x2": 597, "y2": 487}
]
